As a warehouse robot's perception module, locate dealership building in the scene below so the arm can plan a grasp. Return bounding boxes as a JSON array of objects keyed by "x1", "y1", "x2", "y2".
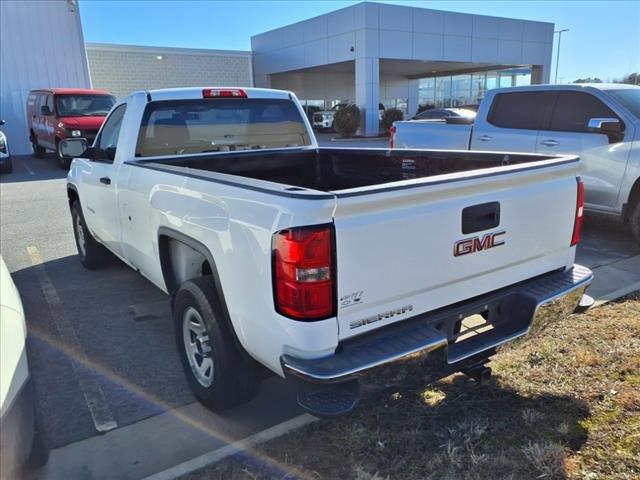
[{"x1": 1, "y1": 0, "x2": 553, "y2": 153}]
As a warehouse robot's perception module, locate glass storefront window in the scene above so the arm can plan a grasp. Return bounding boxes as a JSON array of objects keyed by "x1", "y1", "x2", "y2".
[
  {"x1": 486, "y1": 72, "x2": 499, "y2": 92},
  {"x1": 416, "y1": 67, "x2": 531, "y2": 110},
  {"x1": 515, "y1": 73, "x2": 532, "y2": 86},
  {"x1": 471, "y1": 73, "x2": 486, "y2": 104},
  {"x1": 435, "y1": 76, "x2": 452, "y2": 108},
  {"x1": 499, "y1": 74, "x2": 513, "y2": 88},
  {"x1": 451, "y1": 74, "x2": 472, "y2": 107},
  {"x1": 418, "y1": 78, "x2": 435, "y2": 108}
]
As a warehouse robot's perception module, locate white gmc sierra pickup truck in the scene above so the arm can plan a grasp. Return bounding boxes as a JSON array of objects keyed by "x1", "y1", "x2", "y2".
[
  {"x1": 62, "y1": 87, "x2": 593, "y2": 417},
  {"x1": 391, "y1": 84, "x2": 640, "y2": 245}
]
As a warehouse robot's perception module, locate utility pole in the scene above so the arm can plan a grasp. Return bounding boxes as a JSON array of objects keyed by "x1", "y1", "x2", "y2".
[{"x1": 554, "y1": 29, "x2": 569, "y2": 84}]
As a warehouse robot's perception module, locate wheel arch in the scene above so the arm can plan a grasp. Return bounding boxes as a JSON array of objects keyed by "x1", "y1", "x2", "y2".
[
  {"x1": 623, "y1": 175, "x2": 640, "y2": 222},
  {"x1": 67, "y1": 183, "x2": 79, "y2": 208},
  {"x1": 157, "y1": 227, "x2": 249, "y2": 356}
]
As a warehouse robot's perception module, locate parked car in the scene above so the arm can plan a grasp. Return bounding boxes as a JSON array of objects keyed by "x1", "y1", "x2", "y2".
[
  {"x1": 0, "y1": 256, "x2": 45, "y2": 478},
  {"x1": 412, "y1": 107, "x2": 477, "y2": 122},
  {"x1": 61, "y1": 86, "x2": 592, "y2": 418},
  {"x1": 0, "y1": 119, "x2": 11, "y2": 174},
  {"x1": 302, "y1": 105, "x2": 322, "y2": 123},
  {"x1": 313, "y1": 102, "x2": 385, "y2": 131},
  {"x1": 391, "y1": 84, "x2": 640, "y2": 245},
  {"x1": 27, "y1": 88, "x2": 116, "y2": 169}
]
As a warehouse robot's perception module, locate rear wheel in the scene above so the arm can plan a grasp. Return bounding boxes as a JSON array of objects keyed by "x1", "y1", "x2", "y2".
[
  {"x1": 173, "y1": 276, "x2": 259, "y2": 412},
  {"x1": 629, "y1": 201, "x2": 640, "y2": 246},
  {"x1": 71, "y1": 202, "x2": 110, "y2": 269},
  {"x1": 31, "y1": 136, "x2": 45, "y2": 158}
]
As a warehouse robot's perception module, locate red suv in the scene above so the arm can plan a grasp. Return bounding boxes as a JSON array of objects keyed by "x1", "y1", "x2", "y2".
[{"x1": 27, "y1": 88, "x2": 116, "y2": 168}]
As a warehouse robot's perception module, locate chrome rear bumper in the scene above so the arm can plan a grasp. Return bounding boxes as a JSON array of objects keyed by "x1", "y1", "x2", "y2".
[{"x1": 282, "y1": 264, "x2": 593, "y2": 384}]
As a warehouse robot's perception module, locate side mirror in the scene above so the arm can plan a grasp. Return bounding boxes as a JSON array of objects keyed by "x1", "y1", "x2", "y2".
[
  {"x1": 59, "y1": 138, "x2": 88, "y2": 158},
  {"x1": 588, "y1": 117, "x2": 624, "y2": 143},
  {"x1": 105, "y1": 146, "x2": 116, "y2": 161},
  {"x1": 40, "y1": 105, "x2": 52, "y2": 116},
  {"x1": 588, "y1": 117, "x2": 622, "y2": 133}
]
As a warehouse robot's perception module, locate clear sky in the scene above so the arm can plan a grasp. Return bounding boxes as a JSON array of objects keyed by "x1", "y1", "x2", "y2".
[{"x1": 79, "y1": 0, "x2": 639, "y2": 83}]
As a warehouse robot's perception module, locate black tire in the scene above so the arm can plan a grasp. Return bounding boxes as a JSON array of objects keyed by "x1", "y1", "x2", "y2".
[
  {"x1": 57, "y1": 140, "x2": 71, "y2": 169},
  {"x1": 629, "y1": 201, "x2": 640, "y2": 246},
  {"x1": 173, "y1": 276, "x2": 259, "y2": 412},
  {"x1": 71, "y1": 201, "x2": 110, "y2": 269},
  {"x1": 0, "y1": 158, "x2": 11, "y2": 174},
  {"x1": 31, "y1": 136, "x2": 45, "y2": 158}
]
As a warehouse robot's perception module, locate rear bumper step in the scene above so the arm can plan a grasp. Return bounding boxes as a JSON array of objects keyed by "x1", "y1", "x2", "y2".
[{"x1": 282, "y1": 264, "x2": 593, "y2": 386}]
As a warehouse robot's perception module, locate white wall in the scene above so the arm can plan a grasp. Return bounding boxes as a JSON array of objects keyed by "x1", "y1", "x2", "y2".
[
  {"x1": 86, "y1": 44, "x2": 253, "y2": 100},
  {"x1": 251, "y1": 3, "x2": 554, "y2": 81},
  {"x1": 0, "y1": 0, "x2": 91, "y2": 155}
]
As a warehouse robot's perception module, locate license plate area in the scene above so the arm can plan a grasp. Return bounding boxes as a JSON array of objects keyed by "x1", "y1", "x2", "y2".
[
  {"x1": 454, "y1": 312, "x2": 494, "y2": 344},
  {"x1": 424, "y1": 292, "x2": 535, "y2": 364}
]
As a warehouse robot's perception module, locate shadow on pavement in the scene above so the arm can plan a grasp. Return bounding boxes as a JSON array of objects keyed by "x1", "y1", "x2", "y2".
[
  {"x1": 12, "y1": 254, "x2": 301, "y2": 453},
  {"x1": 0, "y1": 154, "x2": 68, "y2": 184}
]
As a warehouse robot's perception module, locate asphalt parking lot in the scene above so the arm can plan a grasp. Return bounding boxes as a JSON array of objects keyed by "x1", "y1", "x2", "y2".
[{"x1": 1, "y1": 150, "x2": 639, "y2": 480}]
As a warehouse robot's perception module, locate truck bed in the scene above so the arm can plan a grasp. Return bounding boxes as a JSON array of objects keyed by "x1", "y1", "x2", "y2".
[{"x1": 133, "y1": 148, "x2": 566, "y2": 193}]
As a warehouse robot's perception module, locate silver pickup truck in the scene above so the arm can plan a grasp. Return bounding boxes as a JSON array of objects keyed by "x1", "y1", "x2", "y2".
[{"x1": 391, "y1": 84, "x2": 640, "y2": 245}]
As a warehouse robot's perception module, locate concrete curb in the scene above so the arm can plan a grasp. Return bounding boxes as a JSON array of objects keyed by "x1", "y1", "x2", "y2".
[
  {"x1": 592, "y1": 280, "x2": 640, "y2": 308},
  {"x1": 141, "y1": 413, "x2": 318, "y2": 480}
]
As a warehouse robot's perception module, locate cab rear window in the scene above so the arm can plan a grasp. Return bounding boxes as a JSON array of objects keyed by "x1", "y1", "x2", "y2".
[{"x1": 135, "y1": 98, "x2": 311, "y2": 157}]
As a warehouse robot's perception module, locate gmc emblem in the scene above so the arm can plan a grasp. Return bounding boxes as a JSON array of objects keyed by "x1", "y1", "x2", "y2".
[{"x1": 454, "y1": 230, "x2": 506, "y2": 257}]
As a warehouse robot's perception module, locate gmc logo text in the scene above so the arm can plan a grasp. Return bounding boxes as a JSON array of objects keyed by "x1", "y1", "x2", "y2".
[{"x1": 454, "y1": 230, "x2": 506, "y2": 257}]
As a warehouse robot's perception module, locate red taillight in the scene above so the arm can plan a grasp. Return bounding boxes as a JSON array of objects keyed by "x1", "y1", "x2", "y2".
[
  {"x1": 389, "y1": 125, "x2": 396, "y2": 148},
  {"x1": 571, "y1": 178, "x2": 585, "y2": 246},
  {"x1": 202, "y1": 88, "x2": 247, "y2": 98},
  {"x1": 273, "y1": 225, "x2": 335, "y2": 320}
]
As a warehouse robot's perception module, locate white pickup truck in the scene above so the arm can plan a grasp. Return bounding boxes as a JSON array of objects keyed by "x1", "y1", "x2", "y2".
[
  {"x1": 391, "y1": 84, "x2": 640, "y2": 245},
  {"x1": 62, "y1": 87, "x2": 592, "y2": 417}
]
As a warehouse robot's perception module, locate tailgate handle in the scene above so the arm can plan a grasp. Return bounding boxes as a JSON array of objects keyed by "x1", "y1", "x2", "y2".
[{"x1": 462, "y1": 202, "x2": 500, "y2": 234}]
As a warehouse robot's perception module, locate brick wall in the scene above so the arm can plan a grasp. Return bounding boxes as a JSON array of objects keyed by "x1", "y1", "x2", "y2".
[{"x1": 86, "y1": 44, "x2": 252, "y2": 99}]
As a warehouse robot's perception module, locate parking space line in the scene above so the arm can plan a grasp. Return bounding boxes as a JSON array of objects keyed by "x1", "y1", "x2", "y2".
[
  {"x1": 142, "y1": 413, "x2": 318, "y2": 480},
  {"x1": 27, "y1": 245, "x2": 118, "y2": 433},
  {"x1": 22, "y1": 161, "x2": 35, "y2": 175}
]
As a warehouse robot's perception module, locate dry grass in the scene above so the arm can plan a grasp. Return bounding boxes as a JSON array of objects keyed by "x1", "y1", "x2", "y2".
[{"x1": 183, "y1": 293, "x2": 640, "y2": 480}]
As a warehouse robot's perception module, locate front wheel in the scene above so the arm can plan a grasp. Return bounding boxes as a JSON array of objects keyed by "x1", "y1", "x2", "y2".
[
  {"x1": 71, "y1": 202, "x2": 110, "y2": 269},
  {"x1": 173, "y1": 276, "x2": 259, "y2": 412},
  {"x1": 31, "y1": 137, "x2": 45, "y2": 158},
  {"x1": 629, "y1": 201, "x2": 640, "y2": 246}
]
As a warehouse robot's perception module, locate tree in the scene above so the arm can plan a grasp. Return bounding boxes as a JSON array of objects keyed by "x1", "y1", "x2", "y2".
[
  {"x1": 333, "y1": 104, "x2": 360, "y2": 137},
  {"x1": 573, "y1": 77, "x2": 603, "y2": 84},
  {"x1": 381, "y1": 108, "x2": 404, "y2": 132},
  {"x1": 614, "y1": 72, "x2": 639, "y2": 85}
]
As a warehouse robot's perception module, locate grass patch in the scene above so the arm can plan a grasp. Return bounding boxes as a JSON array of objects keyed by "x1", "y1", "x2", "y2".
[{"x1": 182, "y1": 293, "x2": 640, "y2": 480}]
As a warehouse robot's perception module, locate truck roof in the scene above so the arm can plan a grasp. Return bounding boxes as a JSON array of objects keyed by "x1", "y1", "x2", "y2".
[
  {"x1": 492, "y1": 83, "x2": 639, "y2": 94},
  {"x1": 142, "y1": 87, "x2": 294, "y2": 102},
  {"x1": 29, "y1": 88, "x2": 113, "y2": 95}
]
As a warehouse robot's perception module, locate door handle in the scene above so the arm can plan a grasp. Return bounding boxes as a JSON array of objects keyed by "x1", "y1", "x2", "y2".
[
  {"x1": 99, "y1": 177, "x2": 111, "y2": 185},
  {"x1": 478, "y1": 135, "x2": 492, "y2": 142},
  {"x1": 540, "y1": 139, "x2": 559, "y2": 147}
]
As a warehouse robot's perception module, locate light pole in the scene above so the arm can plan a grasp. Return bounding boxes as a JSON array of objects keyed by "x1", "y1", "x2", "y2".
[{"x1": 554, "y1": 29, "x2": 569, "y2": 84}]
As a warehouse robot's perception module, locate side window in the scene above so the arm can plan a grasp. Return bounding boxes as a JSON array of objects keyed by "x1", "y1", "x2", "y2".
[
  {"x1": 488, "y1": 92, "x2": 551, "y2": 130},
  {"x1": 95, "y1": 104, "x2": 127, "y2": 162},
  {"x1": 548, "y1": 92, "x2": 618, "y2": 133},
  {"x1": 34, "y1": 94, "x2": 45, "y2": 115},
  {"x1": 45, "y1": 95, "x2": 54, "y2": 115}
]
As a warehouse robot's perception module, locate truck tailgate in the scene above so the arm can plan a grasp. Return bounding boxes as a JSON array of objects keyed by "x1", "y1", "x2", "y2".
[{"x1": 333, "y1": 159, "x2": 579, "y2": 340}]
